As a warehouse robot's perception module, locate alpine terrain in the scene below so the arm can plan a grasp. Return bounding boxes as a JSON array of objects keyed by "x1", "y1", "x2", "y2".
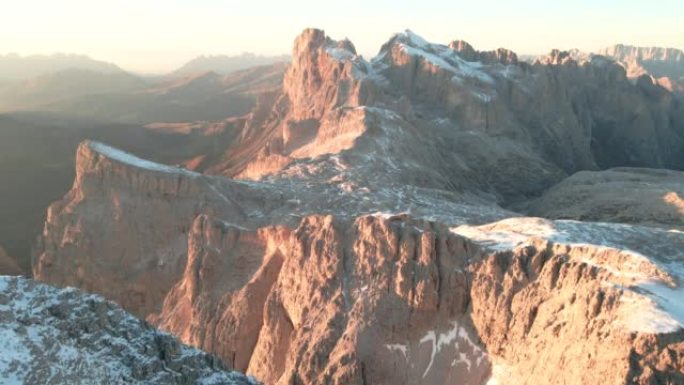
[{"x1": 4, "y1": 28, "x2": 683, "y2": 384}]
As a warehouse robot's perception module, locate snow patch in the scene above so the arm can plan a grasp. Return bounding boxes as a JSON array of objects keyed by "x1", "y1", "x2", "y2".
[
  {"x1": 0, "y1": 276, "x2": 255, "y2": 384},
  {"x1": 388, "y1": 30, "x2": 496, "y2": 85},
  {"x1": 89, "y1": 141, "x2": 199, "y2": 177},
  {"x1": 385, "y1": 344, "x2": 408, "y2": 359},
  {"x1": 485, "y1": 362, "x2": 507, "y2": 385},
  {"x1": 326, "y1": 47, "x2": 355, "y2": 61}
]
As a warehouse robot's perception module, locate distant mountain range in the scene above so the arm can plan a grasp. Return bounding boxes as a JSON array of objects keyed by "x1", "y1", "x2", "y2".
[
  {"x1": 0, "y1": 53, "x2": 124, "y2": 81},
  {"x1": 0, "y1": 68, "x2": 145, "y2": 109},
  {"x1": 170, "y1": 52, "x2": 290, "y2": 76},
  {"x1": 599, "y1": 44, "x2": 684, "y2": 94},
  {"x1": 525, "y1": 44, "x2": 684, "y2": 95},
  {"x1": 0, "y1": 63, "x2": 286, "y2": 123},
  {"x1": 0, "y1": 52, "x2": 290, "y2": 122}
]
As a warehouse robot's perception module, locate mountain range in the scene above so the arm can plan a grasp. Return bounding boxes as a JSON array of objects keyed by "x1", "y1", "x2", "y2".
[
  {"x1": 170, "y1": 53, "x2": 290, "y2": 76},
  {"x1": 2, "y1": 28, "x2": 678, "y2": 384}
]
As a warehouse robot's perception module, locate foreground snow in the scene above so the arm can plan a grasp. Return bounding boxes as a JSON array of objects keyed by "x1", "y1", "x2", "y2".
[{"x1": 0, "y1": 276, "x2": 256, "y2": 385}]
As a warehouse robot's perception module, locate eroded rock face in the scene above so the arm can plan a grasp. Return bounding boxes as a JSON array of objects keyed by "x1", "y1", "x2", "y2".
[
  {"x1": 284, "y1": 28, "x2": 372, "y2": 121},
  {"x1": 207, "y1": 29, "x2": 378, "y2": 181},
  {"x1": 153, "y1": 213, "x2": 684, "y2": 385},
  {"x1": 0, "y1": 276, "x2": 256, "y2": 384},
  {"x1": 154, "y1": 214, "x2": 489, "y2": 385},
  {"x1": 32, "y1": 141, "x2": 273, "y2": 317}
]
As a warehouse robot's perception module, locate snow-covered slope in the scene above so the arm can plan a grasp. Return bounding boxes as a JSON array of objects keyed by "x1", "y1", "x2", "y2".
[{"x1": 0, "y1": 276, "x2": 257, "y2": 385}]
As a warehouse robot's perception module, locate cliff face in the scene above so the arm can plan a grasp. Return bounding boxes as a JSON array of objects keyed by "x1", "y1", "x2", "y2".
[
  {"x1": 455, "y1": 217, "x2": 684, "y2": 384},
  {"x1": 153, "y1": 214, "x2": 487, "y2": 385},
  {"x1": 32, "y1": 140, "x2": 274, "y2": 317},
  {"x1": 32, "y1": 28, "x2": 684, "y2": 385},
  {"x1": 152, "y1": 213, "x2": 684, "y2": 385},
  {"x1": 283, "y1": 28, "x2": 372, "y2": 121}
]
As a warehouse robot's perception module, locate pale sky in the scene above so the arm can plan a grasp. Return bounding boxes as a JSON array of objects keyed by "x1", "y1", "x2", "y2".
[{"x1": 1, "y1": 0, "x2": 683, "y2": 73}]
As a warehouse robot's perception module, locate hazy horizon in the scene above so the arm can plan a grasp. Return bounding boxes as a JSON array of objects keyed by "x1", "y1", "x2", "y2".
[{"x1": 3, "y1": 0, "x2": 684, "y2": 73}]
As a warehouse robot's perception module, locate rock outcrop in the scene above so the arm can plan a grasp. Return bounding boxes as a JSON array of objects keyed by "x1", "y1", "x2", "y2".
[
  {"x1": 0, "y1": 276, "x2": 256, "y2": 384},
  {"x1": 153, "y1": 214, "x2": 490, "y2": 385},
  {"x1": 449, "y1": 40, "x2": 519, "y2": 65}
]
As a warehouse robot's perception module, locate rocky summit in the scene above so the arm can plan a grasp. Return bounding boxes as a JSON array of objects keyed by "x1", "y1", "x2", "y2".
[{"x1": 28, "y1": 29, "x2": 684, "y2": 384}]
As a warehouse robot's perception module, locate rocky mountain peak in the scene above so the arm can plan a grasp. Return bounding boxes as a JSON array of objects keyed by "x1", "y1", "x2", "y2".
[
  {"x1": 448, "y1": 39, "x2": 477, "y2": 58},
  {"x1": 283, "y1": 29, "x2": 370, "y2": 121},
  {"x1": 448, "y1": 40, "x2": 518, "y2": 65},
  {"x1": 536, "y1": 49, "x2": 577, "y2": 65}
]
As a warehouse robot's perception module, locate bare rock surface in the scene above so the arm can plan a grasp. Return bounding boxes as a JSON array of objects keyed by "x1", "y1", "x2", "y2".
[{"x1": 0, "y1": 276, "x2": 256, "y2": 384}]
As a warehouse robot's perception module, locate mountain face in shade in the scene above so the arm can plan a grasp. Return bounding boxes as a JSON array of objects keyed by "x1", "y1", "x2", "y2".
[
  {"x1": 0, "y1": 276, "x2": 257, "y2": 384},
  {"x1": 31, "y1": 29, "x2": 684, "y2": 385}
]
